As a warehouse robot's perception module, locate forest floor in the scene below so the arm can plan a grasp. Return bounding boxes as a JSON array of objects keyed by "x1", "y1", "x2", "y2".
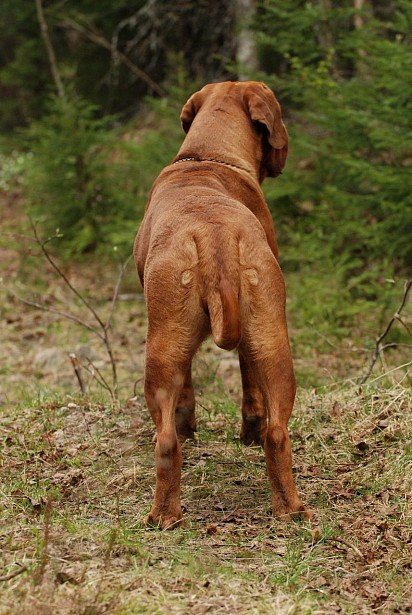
[{"x1": 1, "y1": 195, "x2": 411, "y2": 614}]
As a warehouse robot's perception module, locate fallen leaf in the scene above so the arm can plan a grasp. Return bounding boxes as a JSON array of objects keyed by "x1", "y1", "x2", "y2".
[{"x1": 355, "y1": 441, "x2": 369, "y2": 453}]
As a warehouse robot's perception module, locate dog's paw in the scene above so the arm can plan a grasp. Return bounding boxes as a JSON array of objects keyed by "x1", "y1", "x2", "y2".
[
  {"x1": 146, "y1": 508, "x2": 183, "y2": 530},
  {"x1": 272, "y1": 501, "x2": 314, "y2": 522}
]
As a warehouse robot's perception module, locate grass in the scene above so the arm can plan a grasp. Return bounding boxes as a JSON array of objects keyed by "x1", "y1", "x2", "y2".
[
  {"x1": 1, "y1": 196, "x2": 411, "y2": 613},
  {"x1": 1, "y1": 370, "x2": 411, "y2": 613}
]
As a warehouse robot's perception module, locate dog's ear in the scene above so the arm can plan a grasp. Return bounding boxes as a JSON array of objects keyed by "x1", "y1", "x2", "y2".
[
  {"x1": 180, "y1": 90, "x2": 203, "y2": 133},
  {"x1": 245, "y1": 84, "x2": 288, "y2": 178}
]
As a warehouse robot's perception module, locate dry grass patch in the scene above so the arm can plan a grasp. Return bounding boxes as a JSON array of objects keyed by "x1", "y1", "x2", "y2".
[{"x1": 1, "y1": 379, "x2": 411, "y2": 614}]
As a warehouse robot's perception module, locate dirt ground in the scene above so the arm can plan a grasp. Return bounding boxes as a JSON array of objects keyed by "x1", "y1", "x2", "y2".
[{"x1": 1, "y1": 195, "x2": 411, "y2": 614}]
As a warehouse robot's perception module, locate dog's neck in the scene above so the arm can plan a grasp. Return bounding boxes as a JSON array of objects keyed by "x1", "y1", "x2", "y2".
[
  {"x1": 172, "y1": 156, "x2": 254, "y2": 178},
  {"x1": 176, "y1": 105, "x2": 263, "y2": 183}
]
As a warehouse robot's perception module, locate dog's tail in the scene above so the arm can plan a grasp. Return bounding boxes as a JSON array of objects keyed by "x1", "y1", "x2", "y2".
[{"x1": 207, "y1": 274, "x2": 241, "y2": 351}]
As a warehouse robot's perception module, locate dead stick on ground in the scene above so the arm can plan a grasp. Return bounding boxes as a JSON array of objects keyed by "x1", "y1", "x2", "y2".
[
  {"x1": 359, "y1": 278, "x2": 412, "y2": 385},
  {"x1": 33, "y1": 497, "x2": 52, "y2": 585},
  {"x1": 330, "y1": 536, "x2": 364, "y2": 559},
  {"x1": 0, "y1": 565, "x2": 28, "y2": 583}
]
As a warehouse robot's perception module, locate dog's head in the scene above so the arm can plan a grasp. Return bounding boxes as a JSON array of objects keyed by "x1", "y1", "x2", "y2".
[{"x1": 180, "y1": 81, "x2": 288, "y2": 179}]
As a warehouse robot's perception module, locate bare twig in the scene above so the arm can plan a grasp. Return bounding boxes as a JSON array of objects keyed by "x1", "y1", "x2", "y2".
[
  {"x1": 9, "y1": 221, "x2": 132, "y2": 399},
  {"x1": 33, "y1": 496, "x2": 52, "y2": 585},
  {"x1": 133, "y1": 377, "x2": 143, "y2": 397},
  {"x1": 27, "y1": 219, "x2": 123, "y2": 396},
  {"x1": 69, "y1": 353, "x2": 86, "y2": 395},
  {"x1": 85, "y1": 359, "x2": 116, "y2": 401},
  {"x1": 105, "y1": 255, "x2": 133, "y2": 332},
  {"x1": 10, "y1": 291, "x2": 101, "y2": 337},
  {"x1": 359, "y1": 279, "x2": 412, "y2": 385},
  {"x1": 330, "y1": 536, "x2": 364, "y2": 559},
  {"x1": 29, "y1": 220, "x2": 105, "y2": 329},
  {"x1": 35, "y1": 0, "x2": 66, "y2": 101},
  {"x1": 60, "y1": 18, "x2": 165, "y2": 96},
  {"x1": 0, "y1": 565, "x2": 28, "y2": 583},
  {"x1": 395, "y1": 316, "x2": 412, "y2": 336}
]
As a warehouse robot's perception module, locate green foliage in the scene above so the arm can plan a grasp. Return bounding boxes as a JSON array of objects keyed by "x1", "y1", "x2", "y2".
[
  {"x1": 0, "y1": 0, "x2": 235, "y2": 133},
  {"x1": 256, "y1": 0, "x2": 412, "y2": 340},
  {"x1": 2, "y1": 0, "x2": 410, "y2": 348},
  {"x1": 23, "y1": 84, "x2": 191, "y2": 258},
  {"x1": 24, "y1": 93, "x2": 135, "y2": 257},
  {"x1": 0, "y1": 150, "x2": 30, "y2": 192}
]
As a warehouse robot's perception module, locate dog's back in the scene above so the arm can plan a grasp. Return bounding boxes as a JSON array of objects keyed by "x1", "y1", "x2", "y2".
[{"x1": 135, "y1": 162, "x2": 277, "y2": 351}]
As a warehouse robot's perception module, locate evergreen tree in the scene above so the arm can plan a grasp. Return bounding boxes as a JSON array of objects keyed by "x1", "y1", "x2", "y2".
[{"x1": 254, "y1": 0, "x2": 412, "y2": 334}]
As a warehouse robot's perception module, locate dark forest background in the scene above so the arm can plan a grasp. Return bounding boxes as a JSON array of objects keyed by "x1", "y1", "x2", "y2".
[{"x1": 1, "y1": 0, "x2": 411, "y2": 368}]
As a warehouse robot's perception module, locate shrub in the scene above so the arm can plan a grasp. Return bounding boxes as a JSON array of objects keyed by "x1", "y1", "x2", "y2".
[
  {"x1": 23, "y1": 85, "x2": 192, "y2": 258},
  {"x1": 256, "y1": 0, "x2": 412, "y2": 342},
  {"x1": 24, "y1": 94, "x2": 134, "y2": 257}
]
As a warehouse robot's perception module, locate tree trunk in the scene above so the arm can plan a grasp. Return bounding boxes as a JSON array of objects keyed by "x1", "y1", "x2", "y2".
[
  {"x1": 35, "y1": 0, "x2": 66, "y2": 101},
  {"x1": 353, "y1": 0, "x2": 372, "y2": 75},
  {"x1": 236, "y1": 0, "x2": 258, "y2": 79}
]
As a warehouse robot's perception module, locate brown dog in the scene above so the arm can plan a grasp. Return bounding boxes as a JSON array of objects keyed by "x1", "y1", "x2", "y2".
[{"x1": 134, "y1": 81, "x2": 309, "y2": 529}]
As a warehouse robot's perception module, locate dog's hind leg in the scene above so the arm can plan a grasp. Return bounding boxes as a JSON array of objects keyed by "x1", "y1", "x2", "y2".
[
  {"x1": 241, "y1": 259, "x2": 311, "y2": 520},
  {"x1": 239, "y1": 351, "x2": 266, "y2": 446},
  {"x1": 175, "y1": 364, "x2": 197, "y2": 442},
  {"x1": 144, "y1": 335, "x2": 191, "y2": 530},
  {"x1": 257, "y1": 349, "x2": 308, "y2": 519},
  {"x1": 143, "y1": 294, "x2": 206, "y2": 529},
  {"x1": 241, "y1": 340, "x2": 310, "y2": 520}
]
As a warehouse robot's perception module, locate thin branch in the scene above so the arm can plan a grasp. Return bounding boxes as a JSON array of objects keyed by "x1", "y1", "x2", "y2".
[
  {"x1": 330, "y1": 536, "x2": 364, "y2": 559},
  {"x1": 82, "y1": 360, "x2": 115, "y2": 401},
  {"x1": 10, "y1": 292, "x2": 102, "y2": 338},
  {"x1": 379, "y1": 342, "x2": 412, "y2": 352},
  {"x1": 0, "y1": 565, "x2": 28, "y2": 583},
  {"x1": 30, "y1": 219, "x2": 106, "y2": 330},
  {"x1": 69, "y1": 353, "x2": 86, "y2": 395},
  {"x1": 35, "y1": 0, "x2": 66, "y2": 101},
  {"x1": 359, "y1": 279, "x2": 412, "y2": 385},
  {"x1": 60, "y1": 18, "x2": 166, "y2": 96},
  {"x1": 28, "y1": 219, "x2": 119, "y2": 395},
  {"x1": 395, "y1": 315, "x2": 412, "y2": 336},
  {"x1": 133, "y1": 376, "x2": 143, "y2": 397},
  {"x1": 81, "y1": 364, "x2": 112, "y2": 395},
  {"x1": 105, "y1": 255, "x2": 133, "y2": 332}
]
